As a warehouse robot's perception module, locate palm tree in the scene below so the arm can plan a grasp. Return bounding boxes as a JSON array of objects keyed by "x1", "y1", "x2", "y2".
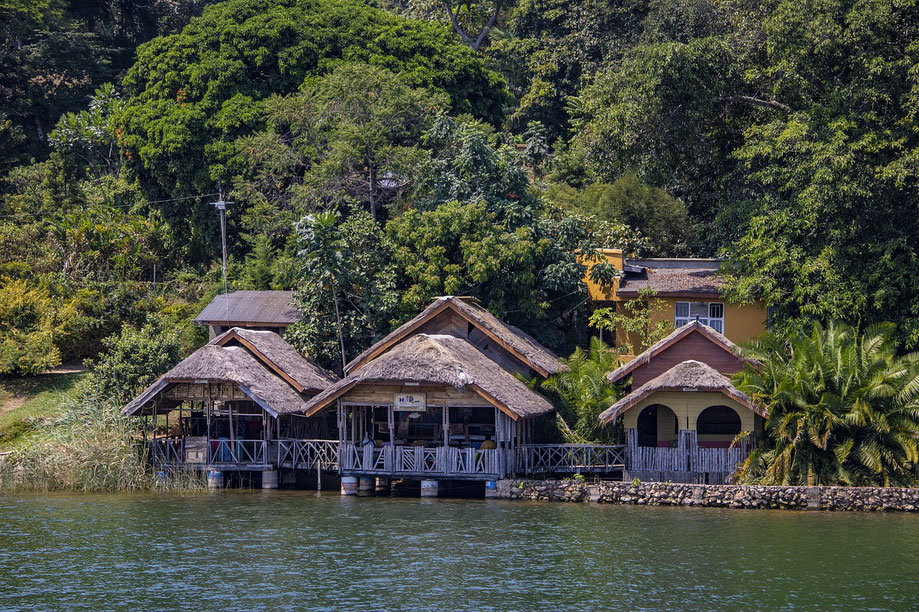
[
  {"x1": 734, "y1": 322, "x2": 919, "y2": 486},
  {"x1": 541, "y1": 337, "x2": 621, "y2": 443}
]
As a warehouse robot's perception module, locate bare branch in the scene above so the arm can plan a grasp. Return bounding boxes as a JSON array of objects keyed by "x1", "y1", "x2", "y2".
[
  {"x1": 472, "y1": 2, "x2": 501, "y2": 51},
  {"x1": 442, "y1": 0, "x2": 500, "y2": 51},
  {"x1": 442, "y1": 0, "x2": 472, "y2": 45},
  {"x1": 725, "y1": 95, "x2": 792, "y2": 113}
]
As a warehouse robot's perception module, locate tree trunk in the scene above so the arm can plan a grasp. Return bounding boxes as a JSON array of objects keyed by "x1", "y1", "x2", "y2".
[
  {"x1": 331, "y1": 281, "x2": 347, "y2": 372},
  {"x1": 368, "y1": 165, "x2": 377, "y2": 221}
]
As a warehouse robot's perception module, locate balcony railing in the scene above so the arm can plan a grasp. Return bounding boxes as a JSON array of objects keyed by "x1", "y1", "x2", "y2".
[
  {"x1": 152, "y1": 438, "x2": 184, "y2": 465},
  {"x1": 340, "y1": 443, "x2": 502, "y2": 477},
  {"x1": 277, "y1": 439, "x2": 339, "y2": 471},
  {"x1": 207, "y1": 439, "x2": 267, "y2": 466},
  {"x1": 518, "y1": 444, "x2": 626, "y2": 474}
]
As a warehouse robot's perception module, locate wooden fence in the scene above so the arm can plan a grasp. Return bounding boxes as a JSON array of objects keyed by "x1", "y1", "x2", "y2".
[{"x1": 518, "y1": 444, "x2": 626, "y2": 474}]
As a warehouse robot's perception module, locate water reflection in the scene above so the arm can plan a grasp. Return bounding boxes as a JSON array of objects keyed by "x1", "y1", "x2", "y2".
[{"x1": 0, "y1": 492, "x2": 917, "y2": 609}]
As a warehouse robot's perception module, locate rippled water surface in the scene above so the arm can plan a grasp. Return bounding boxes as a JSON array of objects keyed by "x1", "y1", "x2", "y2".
[{"x1": 1, "y1": 491, "x2": 917, "y2": 610}]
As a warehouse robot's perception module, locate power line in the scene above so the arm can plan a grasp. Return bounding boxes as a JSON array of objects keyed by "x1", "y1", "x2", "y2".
[{"x1": 0, "y1": 193, "x2": 219, "y2": 221}]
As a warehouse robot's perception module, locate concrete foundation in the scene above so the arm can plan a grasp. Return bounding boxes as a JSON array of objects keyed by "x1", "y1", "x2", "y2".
[
  {"x1": 420, "y1": 479, "x2": 439, "y2": 498},
  {"x1": 262, "y1": 469, "x2": 279, "y2": 489},
  {"x1": 207, "y1": 470, "x2": 224, "y2": 490},
  {"x1": 341, "y1": 476, "x2": 358, "y2": 496},
  {"x1": 358, "y1": 477, "x2": 375, "y2": 496}
]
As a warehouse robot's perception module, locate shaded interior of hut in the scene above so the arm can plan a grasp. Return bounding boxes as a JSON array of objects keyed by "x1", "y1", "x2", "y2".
[{"x1": 345, "y1": 405, "x2": 499, "y2": 448}]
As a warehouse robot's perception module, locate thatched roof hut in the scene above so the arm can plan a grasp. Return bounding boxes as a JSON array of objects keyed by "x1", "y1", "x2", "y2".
[
  {"x1": 122, "y1": 345, "x2": 313, "y2": 417},
  {"x1": 122, "y1": 329, "x2": 337, "y2": 417},
  {"x1": 600, "y1": 360, "x2": 762, "y2": 424},
  {"x1": 607, "y1": 320, "x2": 760, "y2": 385},
  {"x1": 305, "y1": 334, "x2": 555, "y2": 419},
  {"x1": 212, "y1": 328, "x2": 337, "y2": 393},
  {"x1": 345, "y1": 296, "x2": 566, "y2": 377}
]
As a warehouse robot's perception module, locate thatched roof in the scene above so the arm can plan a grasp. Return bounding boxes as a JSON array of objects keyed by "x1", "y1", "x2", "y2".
[
  {"x1": 617, "y1": 260, "x2": 725, "y2": 299},
  {"x1": 122, "y1": 344, "x2": 312, "y2": 417},
  {"x1": 599, "y1": 360, "x2": 763, "y2": 424},
  {"x1": 345, "y1": 296, "x2": 566, "y2": 377},
  {"x1": 607, "y1": 320, "x2": 760, "y2": 384},
  {"x1": 194, "y1": 290, "x2": 300, "y2": 326},
  {"x1": 305, "y1": 334, "x2": 555, "y2": 420},
  {"x1": 211, "y1": 328, "x2": 337, "y2": 394}
]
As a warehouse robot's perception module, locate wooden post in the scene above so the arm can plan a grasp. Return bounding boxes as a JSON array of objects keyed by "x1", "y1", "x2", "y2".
[
  {"x1": 387, "y1": 405, "x2": 395, "y2": 444},
  {"x1": 495, "y1": 407, "x2": 503, "y2": 478},
  {"x1": 442, "y1": 405, "x2": 449, "y2": 447}
]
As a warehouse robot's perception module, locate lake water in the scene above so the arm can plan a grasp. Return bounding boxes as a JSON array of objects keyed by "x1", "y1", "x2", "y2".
[{"x1": 0, "y1": 492, "x2": 917, "y2": 610}]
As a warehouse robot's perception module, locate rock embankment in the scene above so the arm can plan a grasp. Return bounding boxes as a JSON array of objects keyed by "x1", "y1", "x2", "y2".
[{"x1": 497, "y1": 479, "x2": 919, "y2": 511}]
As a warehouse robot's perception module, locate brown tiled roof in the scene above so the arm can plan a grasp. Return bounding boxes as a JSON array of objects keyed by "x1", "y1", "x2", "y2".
[
  {"x1": 194, "y1": 291, "x2": 300, "y2": 326},
  {"x1": 599, "y1": 360, "x2": 763, "y2": 423},
  {"x1": 617, "y1": 268, "x2": 726, "y2": 299}
]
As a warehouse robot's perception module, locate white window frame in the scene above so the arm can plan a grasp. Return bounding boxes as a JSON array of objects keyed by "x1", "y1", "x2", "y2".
[{"x1": 675, "y1": 301, "x2": 724, "y2": 334}]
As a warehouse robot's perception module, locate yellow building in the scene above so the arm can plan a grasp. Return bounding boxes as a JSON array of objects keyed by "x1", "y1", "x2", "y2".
[{"x1": 584, "y1": 249, "x2": 767, "y2": 357}]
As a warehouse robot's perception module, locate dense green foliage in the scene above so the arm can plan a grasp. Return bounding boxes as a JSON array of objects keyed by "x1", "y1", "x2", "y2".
[
  {"x1": 541, "y1": 337, "x2": 621, "y2": 443},
  {"x1": 570, "y1": 0, "x2": 919, "y2": 344},
  {"x1": 118, "y1": 0, "x2": 508, "y2": 259},
  {"x1": 735, "y1": 322, "x2": 919, "y2": 487},
  {"x1": 3, "y1": 0, "x2": 919, "y2": 485},
  {"x1": 288, "y1": 119, "x2": 620, "y2": 370}
]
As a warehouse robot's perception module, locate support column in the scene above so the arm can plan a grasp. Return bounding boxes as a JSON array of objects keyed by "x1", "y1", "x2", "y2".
[
  {"x1": 358, "y1": 476, "x2": 375, "y2": 496},
  {"x1": 262, "y1": 469, "x2": 279, "y2": 489},
  {"x1": 341, "y1": 476, "x2": 358, "y2": 496},
  {"x1": 375, "y1": 477, "x2": 391, "y2": 493},
  {"x1": 207, "y1": 470, "x2": 224, "y2": 490},
  {"x1": 420, "y1": 479, "x2": 439, "y2": 498}
]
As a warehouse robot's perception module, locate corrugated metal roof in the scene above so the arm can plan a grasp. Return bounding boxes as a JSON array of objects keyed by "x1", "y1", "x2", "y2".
[{"x1": 194, "y1": 291, "x2": 301, "y2": 326}]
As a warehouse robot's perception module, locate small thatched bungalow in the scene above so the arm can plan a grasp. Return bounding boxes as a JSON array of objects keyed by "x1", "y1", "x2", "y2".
[
  {"x1": 123, "y1": 328, "x2": 338, "y2": 484},
  {"x1": 600, "y1": 320, "x2": 763, "y2": 483},
  {"x1": 303, "y1": 333, "x2": 554, "y2": 482},
  {"x1": 301, "y1": 297, "x2": 565, "y2": 487}
]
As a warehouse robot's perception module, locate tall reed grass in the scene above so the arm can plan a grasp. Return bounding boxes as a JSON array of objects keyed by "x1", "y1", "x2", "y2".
[{"x1": 0, "y1": 388, "x2": 206, "y2": 493}]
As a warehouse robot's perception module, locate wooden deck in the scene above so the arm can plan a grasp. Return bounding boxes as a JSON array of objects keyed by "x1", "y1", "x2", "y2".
[
  {"x1": 151, "y1": 436, "x2": 743, "y2": 482},
  {"x1": 339, "y1": 442, "x2": 504, "y2": 480},
  {"x1": 151, "y1": 438, "x2": 339, "y2": 472}
]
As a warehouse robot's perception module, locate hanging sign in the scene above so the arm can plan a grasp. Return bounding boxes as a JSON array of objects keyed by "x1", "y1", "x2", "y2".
[{"x1": 394, "y1": 392, "x2": 426, "y2": 411}]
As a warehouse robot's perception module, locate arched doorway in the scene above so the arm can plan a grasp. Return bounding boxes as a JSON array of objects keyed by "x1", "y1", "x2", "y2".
[
  {"x1": 696, "y1": 405, "x2": 741, "y2": 448},
  {"x1": 636, "y1": 404, "x2": 678, "y2": 447}
]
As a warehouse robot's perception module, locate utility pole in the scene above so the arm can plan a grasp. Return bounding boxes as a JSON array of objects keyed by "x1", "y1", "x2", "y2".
[{"x1": 211, "y1": 182, "x2": 233, "y2": 294}]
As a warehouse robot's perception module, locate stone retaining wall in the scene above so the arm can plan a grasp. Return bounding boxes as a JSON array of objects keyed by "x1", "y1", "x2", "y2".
[{"x1": 496, "y1": 479, "x2": 919, "y2": 512}]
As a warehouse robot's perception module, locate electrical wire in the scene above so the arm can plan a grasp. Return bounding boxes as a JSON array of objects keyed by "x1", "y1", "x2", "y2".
[{"x1": 0, "y1": 193, "x2": 219, "y2": 221}]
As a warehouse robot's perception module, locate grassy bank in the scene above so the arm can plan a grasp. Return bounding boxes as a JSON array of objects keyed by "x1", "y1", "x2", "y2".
[
  {"x1": 0, "y1": 371, "x2": 87, "y2": 450},
  {"x1": 0, "y1": 382, "x2": 206, "y2": 493}
]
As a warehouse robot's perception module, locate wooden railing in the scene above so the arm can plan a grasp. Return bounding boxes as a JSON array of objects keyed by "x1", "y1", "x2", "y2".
[
  {"x1": 207, "y1": 439, "x2": 267, "y2": 466},
  {"x1": 340, "y1": 443, "x2": 501, "y2": 477},
  {"x1": 152, "y1": 438, "x2": 184, "y2": 465},
  {"x1": 518, "y1": 444, "x2": 626, "y2": 474},
  {"x1": 277, "y1": 439, "x2": 339, "y2": 470}
]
